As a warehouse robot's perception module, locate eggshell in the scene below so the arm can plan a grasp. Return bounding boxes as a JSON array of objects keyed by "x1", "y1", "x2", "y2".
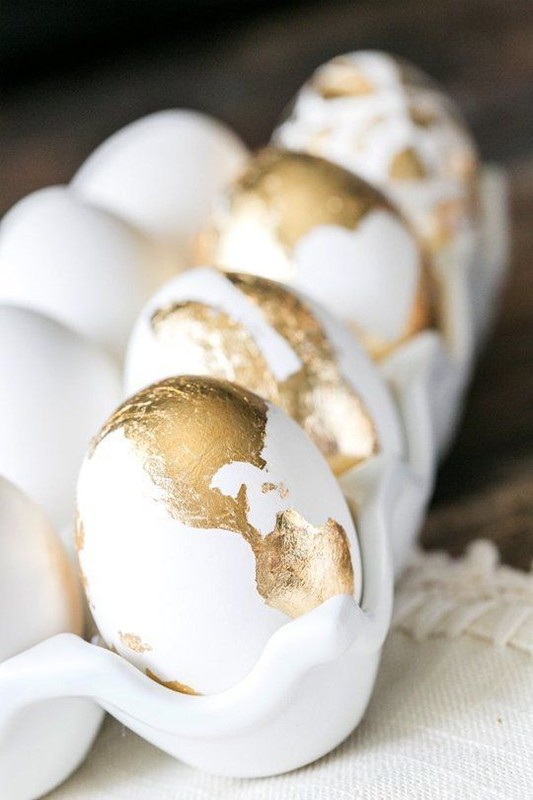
[
  {"x1": 199, "y1": 147, "x2": 433, "y2": 359},
  {"x1": 274, "y1": 51, "x2": 479, "y2": 259},
  {"x1": 0, "y1": 476, "x2": 104, "y2": 800},
  {"x1": 72, "y1": 110, "x2": 249, "y2": 267},
  {"x1": 78, "y1": 376, "x2": 361, "y2": 695},
  {"x1": 0, "y1": 306, "x2": 121, "y2": 532},
  {"x1": 0, "y1": 476, "x2": 83, "y2": 661},
  {"x1": 125, "y1": 267, "x2": 404, "y2": 475},
  {"x1": 0, "y1": 186, "x2": 166, "y2": 359}
]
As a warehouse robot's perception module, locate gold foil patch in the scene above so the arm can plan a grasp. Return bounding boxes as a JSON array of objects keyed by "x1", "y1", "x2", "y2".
[
  {"x1": 92, "y1": 377, "x2": 267, "y2": 542},
  {"x1": 150, "y1": 278, "x2": 379, "y2": 472},
  {"x1": 146, "y1": 668, "x2": 201, "y2": 696},
  {"x1": 409, "y1": 103, "x2": 438, "y2": 129},
  {"x1": 254, "y1": 508, "x2": 354, "y2": 618},
  {"x1": 314, "y1": 57, "x2": 375, "y2": 98},
  {"x1": 119, "y1": 631, "x2": 152, "y2": 653},
  {"x1": 90, "y1": 377, "x2": 356, "y2": 614},
  {"x1": 150, "y1": 302, "x2": 278, "y2": 402},
  {"x1": 389, "y1": 147, "x2": 427, "y2": 180},
  {"x1": 202, "y1": 148, "x2": 391, "y2": 281},
  {"x1": 228, "y1": 273, "x2": 379, "y2": 470},
  {"x1": 261, "y1": 481, "x2": 289, "y2": 498},
  {"x1": 75, "y1": 512, "x2": 85, "y2": 552},
  {"x1": 197, "y1": 148, "x2": 433, "y2": 357}
]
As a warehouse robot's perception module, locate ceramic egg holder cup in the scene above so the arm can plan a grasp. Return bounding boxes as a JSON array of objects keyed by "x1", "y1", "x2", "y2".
[
  {"x1": 0, "y1": 447, "x2": 411, "y2": 780},
  {"x1": 374, "y1": 166, "x2": 508, "y2": 544},
  {"x1": 0, "y1": 659, "x2": 104, "y2": 800},
  {"x1": 0, "y1": 477, "x2": 104, "y2": 800}
]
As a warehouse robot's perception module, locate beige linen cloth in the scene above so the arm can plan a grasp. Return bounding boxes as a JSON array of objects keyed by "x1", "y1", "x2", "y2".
[{"x1": 48, "y1": 542, "x2": 533, "y2": 799}]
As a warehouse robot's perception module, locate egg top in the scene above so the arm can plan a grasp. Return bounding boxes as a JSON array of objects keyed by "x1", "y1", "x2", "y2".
[
  {"x1": 274, "y1": 51, "x2": 479, "y2": 258},
  {"x1": 0, "y1": 305, "x2": 121, "y2": 532},
  {"x1": 72, "y1": 110, "x2": 248, "y2": 269},
  {"x1": 125, "y1": 267, "x2": 404, "y2": 475},
  {"x1": 78, "y1": 376, "x2": 360, "y2": 694},
  {"x1": 197, "y1": 147, "x2": 433, "y2": 358},
  {"x1": 0, "y1": 186, "x2": 165, "y2": 360}
]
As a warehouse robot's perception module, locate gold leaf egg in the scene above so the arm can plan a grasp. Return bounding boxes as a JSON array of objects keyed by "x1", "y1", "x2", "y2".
[
  {"x1": 78, "y1": 376, "x2": 360, "y2": 693},
  {"x1": 140, "y1": 271, "x2": 392, "y2": 476},
  {"x1": 196, "y1": 148, "x2": 434, "y2": 358},
  {"x1": 275, "y1": 52, "x2": 479, "y2": 259}
]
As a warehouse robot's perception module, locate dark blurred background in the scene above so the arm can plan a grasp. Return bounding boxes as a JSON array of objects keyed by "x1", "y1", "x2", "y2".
[
  {"x1": 4, "y1": 0, "x2": 533, "y2": 208},
  {"x1": 2, "y1": 0, "x2": 533, "y2": 567}
]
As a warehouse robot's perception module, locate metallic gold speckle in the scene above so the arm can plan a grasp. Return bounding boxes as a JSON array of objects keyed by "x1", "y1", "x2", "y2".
[
  {"x1": 75, "y1": 512, "x2": 85, "y2": 551},
  {"x1": 409, "y1": 104, "x2": 438, "y2": 129},
  {"x1": 146, "y1": 668, "x2": 201, "y2": 695},
  {"x1": 119, "y1": 631, "x2": 152, "y2": 653},
  {"x1": 261, "y1": 481, "x2": 289, "y2": 499},
  {"x1": 428, "y1": 196, "x2": 475, "y2": 252},
  {"x1": 389, "y1": 147, "x2": 427, "y2": 180},
  {"x1": 314, "y1": 57, "x2": 375, "y2": 98}
]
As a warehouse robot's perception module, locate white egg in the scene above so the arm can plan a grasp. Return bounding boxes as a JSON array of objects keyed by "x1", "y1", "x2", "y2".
[
  {"x1": 274, "y1": 51, "x2": 479, "y2": 259},
  {"x1": 0, "y1": 186, "x2": 166, "y2": 359},
  {"x1": 78, "y1": 376, "x2": 361, "y2": 695},
  {"x1": 125, "y1": 267, "x2": 403, "y2": 475},
  {"x1": 0, "y1": 306, "x2": 121, "y2": 532},
  {"x1": 0, "y1": 476, "x2": 83, "y2": 662},
  {"x1": 0, "y1": 476, "x2": 104, "y2": 800},
  {"x1": 72, "y1": 110, "x2": 249, "y2": 268}
]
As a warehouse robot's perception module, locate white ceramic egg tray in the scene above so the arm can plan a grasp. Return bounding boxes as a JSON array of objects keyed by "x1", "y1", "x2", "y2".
[
  {"x1": 0, "y1": 165, "x2": 508, "y2": 796},
  {"x1": 0, "y1": 451, "x2": 401, "y2": 786},
  {"x1": 377, "y1": 165, "x2": 509, "y2": 515},
  {"x1": 363, "y1": 165, "x2": 509, "y2": 576}
]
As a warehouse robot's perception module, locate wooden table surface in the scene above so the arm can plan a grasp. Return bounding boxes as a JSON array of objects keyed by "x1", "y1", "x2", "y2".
[{"x1": 3, "y1": 0, "x2": 532, "y2": 568}]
